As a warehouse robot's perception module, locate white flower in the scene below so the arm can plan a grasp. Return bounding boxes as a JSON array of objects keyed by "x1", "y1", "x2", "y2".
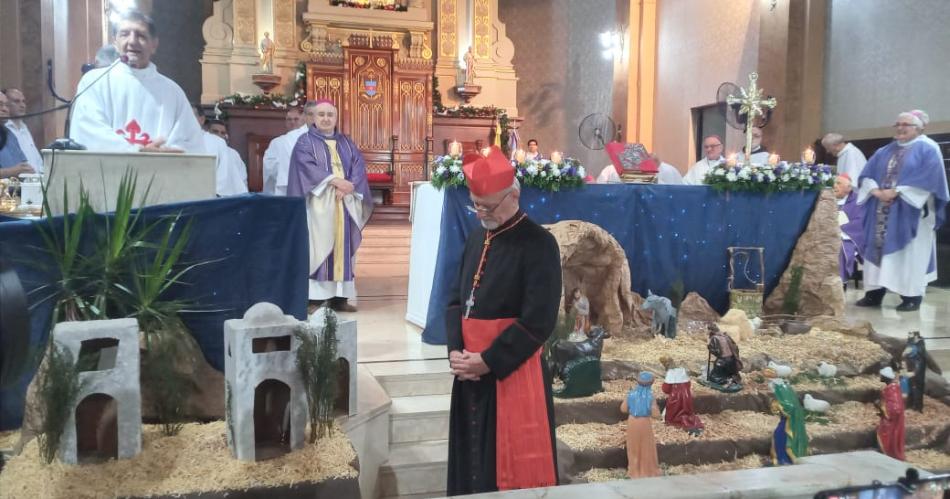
[
  {"x1": 436, "y1": 166, "x2": 447, "y2": 175},
  {"x1": 738, "y1": 168, "x2": 751, "y2": 179},
  {"x1": 289, "y1": 100, "x2": 299, "y2": 107},
  {"x1": 526, "y1": 165, "x2": 538, "y2": 175},
  {"x1": 540, "y1": 171, "x2": 547, "y2": 177},
  {"x1": 516, "y1": 170, "x2": 523, "y2": 177},
  {"x1": 782, "y1": 174, "x2": 791, "y2": 182},
  {"x1": 456, "y1": 172, "x2": 465, "y2": 180},
  {"x1": 449, "y1": 165, "x2": 460, "y2": 173},
  {"x1": 578, "y1": 167, "x2": 586, "y2": 177},
  {"x1": 767, "y1": 172, "x2": 776, "y2": 181},
  {"x1": 551, "y1": 168, "x2": 561, "y2": 177},
  {"x1": 726, "y1": 172, "x2": 738, "y2": 182}
]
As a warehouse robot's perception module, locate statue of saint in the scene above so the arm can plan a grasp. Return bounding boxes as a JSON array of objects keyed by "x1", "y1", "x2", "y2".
[
  {"x1": 463, "y1": 46, "x2": 476, "y2": 85},
  {"x1": 260, "y1": 32, "x2": 277, "y2": 73}
]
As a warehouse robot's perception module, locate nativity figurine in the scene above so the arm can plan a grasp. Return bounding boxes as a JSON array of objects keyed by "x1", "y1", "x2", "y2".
[
  {"x1": 619, "y1": 371, "x2": 660, "y2": 478},
  {"x1": 661, "y1": 367, "x2": 704, "y2": 435},
  {"x1": 902, "y1": 331, "x2": 941, "y2": 412},
  {"x1": 876, "y1": 366, "x2": 906, "y2": 460},
  {"x1": 769, "y1": 379, "x2": 808, "y2": 465},
  {"x1": 702, "y1": 324, "x2": 743, "y2": 392},
  {"x1": 568, "y1": 287, "x2": 590, "y2": 342}
]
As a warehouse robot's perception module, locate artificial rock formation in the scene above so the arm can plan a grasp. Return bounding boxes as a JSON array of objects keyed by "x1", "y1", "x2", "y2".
[
  {"x1": 678, "y1": 292, "x2": 720, "y2": 324},
  {"x1": 764, "y1": 190, "x2": 845, "y2": 316},
  {"x1": 545, "y1": 221, "x2": 638, "y2": 337}
]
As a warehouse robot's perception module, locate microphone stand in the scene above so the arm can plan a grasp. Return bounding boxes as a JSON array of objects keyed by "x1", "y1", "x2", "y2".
[{"x1": 48, "y1": 57, "x2": 126, "y2": 151}]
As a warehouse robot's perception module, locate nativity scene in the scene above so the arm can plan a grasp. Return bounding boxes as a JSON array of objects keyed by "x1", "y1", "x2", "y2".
[{"x1": 0, "y1": 0, "x2": 949, "y2": 498}]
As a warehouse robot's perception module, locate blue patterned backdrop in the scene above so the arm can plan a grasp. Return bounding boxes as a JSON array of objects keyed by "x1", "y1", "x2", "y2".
[{"x1": 422, "y1": 184, "x2": 820, "y2": 345}]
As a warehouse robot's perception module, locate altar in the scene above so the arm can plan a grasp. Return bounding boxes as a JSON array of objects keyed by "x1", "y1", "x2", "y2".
[{"x1": 413, "y1": 183, "x2": 825, "y2": 345}]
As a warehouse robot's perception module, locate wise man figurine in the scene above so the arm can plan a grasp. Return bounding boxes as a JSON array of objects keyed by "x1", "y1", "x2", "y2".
[
  {"x1": 875, "y1": 366, "x2": 905, "y2": 460},
  {"x1": 260, "y1": 32, "x2": 277, "y2": 73},
  {"x1": 464, "y1": 46, "x2": 477, "y2": 85},
  {"x1": 902, "y1": 331, "x2": 941, "y2": 412}
]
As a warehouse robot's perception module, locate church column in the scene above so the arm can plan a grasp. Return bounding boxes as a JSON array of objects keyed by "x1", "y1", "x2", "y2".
[
  {"x1": 625, "y1": 0, "x2": 658, "y2": 150},
  {"x1": 229, "y1": 0, "x2": 261, "y2": 95},
  {"x1": 201, "y1": 0, "x2": 237, "y2": 102},
  {"x1": 435, "y1": 0, "x2": 461, "y2": 105},
  {"x1": 756, "y1": 0, "x2": 827, "y2": 160}
]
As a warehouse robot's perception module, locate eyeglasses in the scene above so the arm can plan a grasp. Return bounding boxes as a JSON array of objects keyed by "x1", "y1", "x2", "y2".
[
  {"x1": 703, "y1": 143, "x2": 723, "y2": 149},
  {"x1": 466, "y1": 190, "x2": 512, "y2": 215},
  {"x1": 893, "y1": 122, "x2": 918, "y2": 128}
]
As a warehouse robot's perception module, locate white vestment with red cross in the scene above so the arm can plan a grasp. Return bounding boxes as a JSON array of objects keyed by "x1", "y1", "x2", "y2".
[{"x1": 71, "y1": 62, "x2": 203, "y2": 154}]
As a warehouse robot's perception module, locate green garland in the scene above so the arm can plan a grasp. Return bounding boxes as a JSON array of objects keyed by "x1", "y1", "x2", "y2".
[{"x1": 214, "y1": 62, "x2": 308, "y2": 115}]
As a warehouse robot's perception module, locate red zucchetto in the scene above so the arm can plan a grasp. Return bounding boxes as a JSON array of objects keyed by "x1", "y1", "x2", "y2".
[{"x1": 463, "y1": 146, "x2": 515, "y2": 196}]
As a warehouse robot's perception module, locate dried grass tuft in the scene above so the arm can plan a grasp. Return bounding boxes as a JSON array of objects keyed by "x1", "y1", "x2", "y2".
[
  {"x1": 905, "y1": 449, "x2": 950, "y2": 472},
  {"x1": 0, "y1": 422, "x2": 357, "y2": 499}
]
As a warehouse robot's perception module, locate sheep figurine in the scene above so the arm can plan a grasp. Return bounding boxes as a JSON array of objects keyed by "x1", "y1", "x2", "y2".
[
  {"x1": 817, "y1": 362, "x2": 838, "y2": 378},
  {"x1": 803, "y1": 394, "x2": 831, "y2": 413},
  {"x1": 767, "y1": 361, "x2": 793, "y2": 378}
]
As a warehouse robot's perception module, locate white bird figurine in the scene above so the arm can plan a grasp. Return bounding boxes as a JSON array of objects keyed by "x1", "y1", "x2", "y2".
[
  {"x1": 767, "y1": 361, "x2": 793, "y2": 378},
  {"x1": 817, "y1": 362, "x2": 838, "y2": 378},
  {"x1": 803, "y1": 393, "x2": 831, "y2": 413}
]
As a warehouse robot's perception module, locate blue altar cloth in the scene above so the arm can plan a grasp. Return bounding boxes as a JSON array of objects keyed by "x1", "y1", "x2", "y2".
[
  {"x1": 0, "y1": 195, "x2": 309, "y2": 429},
  {"x1": 421, "y1": 185, "x2": 820, "y2": 345}
]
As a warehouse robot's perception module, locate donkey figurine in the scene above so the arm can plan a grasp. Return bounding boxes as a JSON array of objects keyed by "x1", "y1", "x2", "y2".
[{"x1": 641, "y1": 290, "x2": 677, "y2": 339}]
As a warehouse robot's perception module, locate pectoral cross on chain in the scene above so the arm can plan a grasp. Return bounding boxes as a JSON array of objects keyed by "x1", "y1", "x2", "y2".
[
  {"x1": 464, "y1": 291, "x2": 475, "y2": 319},
  {"x1": 726, "y1": 72, "x2": 777, "y2": 164}
]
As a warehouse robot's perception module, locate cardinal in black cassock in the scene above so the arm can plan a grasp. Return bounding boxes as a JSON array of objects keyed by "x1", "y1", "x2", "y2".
[{"x1": 445, "y1": 146, "x2": 562, "y2": 495}]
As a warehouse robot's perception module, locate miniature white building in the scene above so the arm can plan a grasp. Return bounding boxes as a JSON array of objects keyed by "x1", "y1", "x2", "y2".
[
  {"x1": 55, "y1": 318, "x2": 141, "y2": 464},
  {"x1": 224, "y1": 302, "x2": 307, "y2": 461}
]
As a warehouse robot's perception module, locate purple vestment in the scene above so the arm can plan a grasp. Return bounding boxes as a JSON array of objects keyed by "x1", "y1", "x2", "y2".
[
  {"x1": 287, "y1": 127, "x2": 373, "y2": 282},
  {"x1": 858, "y1": 140, "x2": 948, "y2": 272},
  {"x1": 839, "y1": 191, "x2": 865, "y2": 281}
]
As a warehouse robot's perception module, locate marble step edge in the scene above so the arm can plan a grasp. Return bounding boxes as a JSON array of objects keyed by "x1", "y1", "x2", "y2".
[
  {"x1": 377, "y1": 375, "x2": 454, "y2": 398},
  {"x1": 389, "y1": 394, "x2": 452, "y2": 418},
  {"x1": 381, "y1": 440, "x2": 449, "y2": 469}
]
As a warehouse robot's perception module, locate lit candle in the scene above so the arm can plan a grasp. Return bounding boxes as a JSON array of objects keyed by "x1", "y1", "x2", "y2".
[
  {"x1": 726, "y1": 153, "x2": 737, "y2": 167},
  {"x1": 803, "y1": 147, "x2": 815, "y2": 164},
  {"x1": 449, "y1": 140, "x2": 461, "y2": 158},
  {"x1": 514, "y1": 148, "x2": 526, "y2": 163},
  {"x1": 550, "y1": 151, "x2": 563, "y2": 164},
  {"x1": 768, "y1": 153, "x2": 780, "y2": 166}
]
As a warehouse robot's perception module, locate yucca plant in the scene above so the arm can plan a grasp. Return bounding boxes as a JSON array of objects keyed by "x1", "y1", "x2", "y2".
[
  {"x1": 36, "y1": 341, "x2": 85, "y2": 464},
  {"x1": 295, "y1": 310, "x2": 339, "y2": 443}
]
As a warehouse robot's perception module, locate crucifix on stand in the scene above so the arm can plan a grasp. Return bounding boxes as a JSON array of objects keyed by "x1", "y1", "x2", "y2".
[{"x1": 727, "y1": 72, "x2": 777, "y2": 165}]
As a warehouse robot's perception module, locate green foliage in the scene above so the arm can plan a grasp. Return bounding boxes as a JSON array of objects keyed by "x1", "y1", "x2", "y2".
[
  {"x1": 668, "y1": 279, "x2": 686, "y2": 309},
  {"x1": 37, "y1": 342, "x2": 85, "y2": 464},
  {"x1": 782, "y1": 266, "x2": 805, "y2": 315},
  {"x1": 295, "y1": 310, "x2": 340, "y2": 443},
  {"x1": 141, "y1": 336, "x2": 190, "y2": 436},
  {"x1": 788, "y1": 370, "x2": 847, "y2": 389},
  {"x1": 804, "y1": 410, "x2": 832, "y2": 425},
  {"x1": 432, "y1": 75, "x2": 443, "y2": 111}
]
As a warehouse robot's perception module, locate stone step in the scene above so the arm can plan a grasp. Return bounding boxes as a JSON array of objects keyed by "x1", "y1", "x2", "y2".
[
  {"x1": 358, "y1": 253, "x2": 410, "y2": 264},
  {"x1": 390, "y1": 394, "x2": 452, "y2": 444},
  {"x1": 378, "y1": 440, "x2": 448, "y2": 497},
  {"x1": 369, "y1": 359, "x2": 454, "y2": 397}
]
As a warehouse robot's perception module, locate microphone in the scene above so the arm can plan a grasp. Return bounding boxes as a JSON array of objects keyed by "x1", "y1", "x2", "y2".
[{"x1": 48, "y1": 55, "x2": 129, "y2": 151}]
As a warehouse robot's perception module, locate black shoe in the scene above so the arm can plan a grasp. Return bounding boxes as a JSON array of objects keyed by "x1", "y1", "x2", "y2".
[
  {"x1": 896, "y1": 296, "x2": 921, "y2": 312},
  {"x1": 856, "y1": 289, "x2": 885, "y2": 307}
]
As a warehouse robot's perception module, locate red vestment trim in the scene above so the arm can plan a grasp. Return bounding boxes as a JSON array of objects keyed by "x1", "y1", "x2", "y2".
[{"x1": 462, "y1": 317, "x2": 556, "y2": 491}]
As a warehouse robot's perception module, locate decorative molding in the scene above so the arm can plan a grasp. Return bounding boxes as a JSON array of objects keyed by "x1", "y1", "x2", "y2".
[
  {"x1": 439, "y1": 0, "x2": 457, "y2": 60},
  {"x1": 273, "y1": 0, "x2": 296, "y2": 49},
  {"x1": 473, "y1": 0, "x2": 491, "y2": 60},
  {"x1": 233, "y1": 0, "x2": 256, "y2": 45}
]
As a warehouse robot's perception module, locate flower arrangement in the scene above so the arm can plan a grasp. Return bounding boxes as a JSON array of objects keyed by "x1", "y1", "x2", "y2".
[
  {"x1": 704, "y1": 161, "x2": 833, "y2": 193},
  {"x1": 429, "y1": 155, "x2": 587, "y2": 192},
  {"x1": 515, "y1": 158, "x2": 586, "y2": 191},
  {"x1": 330, "y1": 0, "x2": 408, "y2": 11},
  {"x1": 430, "y1": 154, "x2": 466, "y2": 190}
]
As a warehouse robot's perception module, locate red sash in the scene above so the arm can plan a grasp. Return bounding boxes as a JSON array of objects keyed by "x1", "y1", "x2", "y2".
[{"x1": 462, "y1": 317, "x2": 556, "y2": 490}]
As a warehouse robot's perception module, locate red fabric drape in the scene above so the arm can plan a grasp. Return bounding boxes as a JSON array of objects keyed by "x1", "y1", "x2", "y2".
[{"x1": 462, "y1": 317, "x2": 557, "y2": 490}]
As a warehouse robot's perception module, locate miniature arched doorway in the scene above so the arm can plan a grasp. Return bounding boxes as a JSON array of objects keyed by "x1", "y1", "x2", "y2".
[
  {"x1": 75, "y1": 393, "x2": 118, "y2": 463},
  {"x1": 335, "y1": 358, "x2": 350, "y2": 416},
  {"x1": 254, "y1": 379, "x2": 291, "y2": 460}
]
